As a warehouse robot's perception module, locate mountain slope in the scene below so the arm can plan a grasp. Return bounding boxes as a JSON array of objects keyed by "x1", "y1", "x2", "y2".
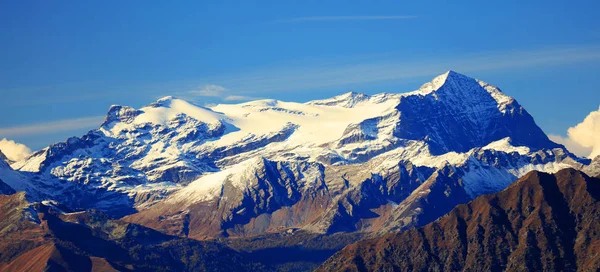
[
  {"x1": 393, "y1": 71, "x2": 557, "y2": 154},
  {"x1": 0, "y1": 150, "x2": 11, "y2": 165},
  {"x1": 0, "y1": 192, "x2": 269, "y2": 272},
  {"x1": 318, "y1": 168, "x2": 600, "y2": 271},
  {"x1": 585, "y1": 156, "x2": 600, "y2": 177}
]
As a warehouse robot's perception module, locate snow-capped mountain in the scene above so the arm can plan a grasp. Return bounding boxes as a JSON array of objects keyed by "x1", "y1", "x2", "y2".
[
  {"x1": 0, "y1": 151, "x2": 16, "y2": 195},
  {"x1": 2, "y1": 71, "x2": 591, "y2": 238},
  {"x1": 585, "y1": 155, "x2": 600, "y2": 177},
  {"x1": 0, "y1": 150, "x2": 12, "y2": 166}
]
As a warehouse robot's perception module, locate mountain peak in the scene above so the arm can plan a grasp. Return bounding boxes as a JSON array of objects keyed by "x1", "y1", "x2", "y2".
[
  {"x1": 332, "y1": 91, "x2": 369, "y2": 101},
  {"x1": 148, "y1": 95, "x2": 180, "y2": 108},
  {"x1": 444, "y1": 69, "x2": 463, "y2": 77},
  {"x1": 439, "y1": 69, "x2": 460, "y2": 79},
  {"x1": 340, "y1": 91, "x2": 363, "y2": 97},
  {"x1": 416, "y1": 70, "x2": 473, "y2": 95},
  {"x1": 306, "y1": 91, "x2": 373, "y2": 107},
  {"x1": 414, "y1": 71, "x2": 515, "y2": 112},
  {"x1": 0, "y1": 150, "x2": 9, "y2": 164},
  {"x1": 101, "y1": 96, "x2": 224, "y2": 133},
  {"x1": 0, "y1": 150, "x2": 12, "y2": 169},
  {"x1": 393, "y1": 71, "x2": 557, "y2": 154},
  {"x1": 101, "y1": 104, "x2": 143, "y2": 127},
  {"x1": 442, "y1": 70, "x2": 476, "y2": 84},
  {"x1": 158, "y1": 95, "x2": 175, "y2": 101}
]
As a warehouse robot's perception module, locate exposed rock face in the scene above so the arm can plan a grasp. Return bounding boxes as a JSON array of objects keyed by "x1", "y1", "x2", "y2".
[
  {"x1": 393, "y1": 71, "x2": 558, "y2": 154},
  {"x1": 124, "y1": 145, "x2": 581, "y2": 239},
  {"x1": 0, "y1": 193, "x2": 268, "y2": 272},
  {"x1": 585, "y1": 156, "x2": 600, "y2": 177},
  {"x1": 318, "y1": 168, "x2": 600, "y2": 272},
  {"x1": 124, "y1": 158, "x2": 331, "y2": 239}
]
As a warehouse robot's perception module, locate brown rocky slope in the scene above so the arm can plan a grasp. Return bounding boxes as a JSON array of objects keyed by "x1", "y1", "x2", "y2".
[
  {"x1": 0, "y1": 192, "x2": 268, "y2": 272},
  {"x1": 318, "y1": 168, "x2": 600, "y2": 271}
]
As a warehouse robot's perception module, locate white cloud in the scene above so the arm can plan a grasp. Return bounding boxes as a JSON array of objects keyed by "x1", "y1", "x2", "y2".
[
  {"x1": 188, "y1": 84, "x2": 227, "y2": 97},
  {"x1": 276, "y1": 15, "x2": 417, "y2": 23},
  {"x1": 548, "y1": 134, "x2": 592, "y2": 158},
  {"x1": 187, "y1": 85, "x2": 259, "y2": 102},
  {"x1": 0, "y1": 116, "x2": 104, "y2": 137},
  {"x1": 202, "y1": 46, "x2": 600, "y2": 95},
  {"x1": 0, "y1": 138, "x2": 32, "y2": 162},
  {"x1": 549, "y1": 106, "x2": 600, "y2": 158},
  {"x1": 224, "y1": 95, "x2": 258, "y2": 101},
  {"x1": 203, "y1": 103, "x2": 218, "y2": 108},
  {"x1": 567, "y1": 106, "x2": 600, "y2": 158}
]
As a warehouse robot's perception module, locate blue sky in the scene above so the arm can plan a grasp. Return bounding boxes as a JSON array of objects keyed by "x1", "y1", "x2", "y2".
[{"x1": 1, "y1": 1, "x2": 600, "y2": 152}]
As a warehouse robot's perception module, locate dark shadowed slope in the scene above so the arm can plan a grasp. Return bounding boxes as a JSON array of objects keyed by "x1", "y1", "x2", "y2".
[
  {"x1": 318, "y1": 168, "x2": 600, "y2": 272},
  {"x1": 0, "y1": 192, "x2": 269, "y2": 272}
]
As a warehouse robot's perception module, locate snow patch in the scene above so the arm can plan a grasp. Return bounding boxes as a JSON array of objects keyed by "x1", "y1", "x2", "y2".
[{"x1": 482, "y1": 137, "x2": 530, "y2": 155}]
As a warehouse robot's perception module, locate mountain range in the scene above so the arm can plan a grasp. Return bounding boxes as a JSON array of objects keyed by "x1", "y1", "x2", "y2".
[
  {"x1": 0, "y1": 192, "x2": 267, "y2": 271},
  {"x1": 0, "y1": 71, "x2": 598, "y2": 271},
  {"x1": 318, "y1": 168, "x2": 600, "y2": 271}
]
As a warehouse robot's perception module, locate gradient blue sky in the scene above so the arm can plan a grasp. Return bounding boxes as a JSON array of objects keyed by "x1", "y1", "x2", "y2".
[{"x1": 1, "y1": 1, "x2": 600, "y2": 151}]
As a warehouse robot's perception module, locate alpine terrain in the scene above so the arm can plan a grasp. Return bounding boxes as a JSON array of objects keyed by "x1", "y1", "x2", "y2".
[
  {"x1": 0, "y1": 192, "x2": 267, "y2": 271},
  {"x1": 0, "y1": 71, "x2": 597, "y2": 270},
  {"x1": 318, "y1": 168, "x2": 600, "y2": 271}
]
